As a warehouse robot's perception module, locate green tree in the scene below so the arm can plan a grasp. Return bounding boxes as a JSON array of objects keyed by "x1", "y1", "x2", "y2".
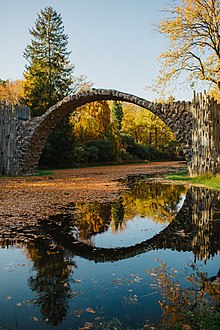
[
  {"x1": 154, "y1": 0, "x2": 220, "y2": 94},
  {"x1": 23, "y1": 6, "x2": 73, "y2": 115},
  {"x1": 23, "y1": 6, "x2": 75, "y2": 167},
  {"x1": 110, "y1": 100, "x2": 123, "y2": 130},
  {"x1": 108, "y1": 101, "x2": 123, "y2": 164}
]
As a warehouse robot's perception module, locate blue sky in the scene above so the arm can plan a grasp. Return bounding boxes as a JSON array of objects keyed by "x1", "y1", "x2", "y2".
[{"x1": 0, "y1": 0, "x2": 194, "y2": 101}]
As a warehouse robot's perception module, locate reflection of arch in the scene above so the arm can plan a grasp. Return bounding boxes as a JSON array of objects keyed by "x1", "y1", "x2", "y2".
[
  {"x1": 48, "y1": 190, "x2": 194, "y2": 262},
  {"x1": 41, "y1": 187, "x2": 220, "y2": 263},
  {"x1": 20, "y1": 89, "x2": 193, "y2": 174},
  {"x1": 31, "y1": 188, "x2": 219, "y2": 262},
  {"x1": 0, "y1": 187, "x2": 219, "y2": 262}
]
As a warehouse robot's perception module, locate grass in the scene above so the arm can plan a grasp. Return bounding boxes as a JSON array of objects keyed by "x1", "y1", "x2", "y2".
[
  {"x1": 0, "y1": 169, "x2": 54, "y2": 178},
  {"x1": 33, "y1": 169, "x2": 54, "y2": 176},
  {"x1": 166, "y1": 170, "x2": 220, "y2": 190}
]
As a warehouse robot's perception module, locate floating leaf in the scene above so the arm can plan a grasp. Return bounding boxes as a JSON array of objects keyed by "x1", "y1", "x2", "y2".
[
  {"x1": 75, "y1": 279, "x2": 81, "y2": 283},
  {"x1": 5, "y1": 296, "x2": 12, "y2": 301},
  {"x1": 85, "y1": 307, "x2": 96, "y2": 314}
]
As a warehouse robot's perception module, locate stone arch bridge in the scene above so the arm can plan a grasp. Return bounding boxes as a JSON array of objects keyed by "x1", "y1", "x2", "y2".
[{"x1": 0, "y1": 88, "x2": 219, "y2": 176}]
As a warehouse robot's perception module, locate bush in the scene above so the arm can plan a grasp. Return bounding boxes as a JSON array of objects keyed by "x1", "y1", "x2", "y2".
[
  {"x1": 84, "y1": 140, "x2": 114, "y2": 162},
  {"x1": 73, "y1": 140, "x2": 114, "y2": 163},
  {"x1": 73, "y1": 146, "x2": 89, "y2": 163}
]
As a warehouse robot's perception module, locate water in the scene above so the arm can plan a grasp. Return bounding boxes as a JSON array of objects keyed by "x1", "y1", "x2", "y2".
[{"x1": 0, "y1": 180, "x2": 219, "y2": 329}]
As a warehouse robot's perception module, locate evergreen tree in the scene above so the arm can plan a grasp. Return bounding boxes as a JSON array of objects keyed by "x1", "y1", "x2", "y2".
[
  {"x1": 23, "y1": 6, "x2": 74, "y2": 115},
  {"x1": 23, "y1": 6, "x2": 75, "y2": 167},
  {"x1": 111, "y1": 101, "x2": 123, "y2": 130},
  {"x1": 109, "y1": 101, "x2": 124, "y2": 164}
]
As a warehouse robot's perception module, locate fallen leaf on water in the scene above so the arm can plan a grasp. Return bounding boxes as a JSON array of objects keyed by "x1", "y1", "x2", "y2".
[
  {"x1": 80, "y1": 322, "x2": 93, "y2": 330},
  {"x1": 75, "y1": 279, "x2": 81, "y2": 283},
  {"x1": 5, "y1": 296, "x2": 12, "y2": 301},
  {"x1": 85, "y1": 307, "x2": 96, "y2": 314}
]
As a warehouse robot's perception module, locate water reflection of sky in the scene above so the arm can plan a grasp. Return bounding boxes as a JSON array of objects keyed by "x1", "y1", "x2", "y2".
[
  {"x1": 0, "y1": 181, "x2": 219, "y2": 329},
  {"x1": 91, "y1": 191, "x2": 187, "y2": 248},
  {"x1": 92, "y1": 216, "x2": 169, "y2": 248}
]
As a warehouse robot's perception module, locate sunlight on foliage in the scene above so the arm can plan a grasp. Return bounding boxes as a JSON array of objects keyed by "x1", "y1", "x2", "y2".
[
  {"x1": 0, "y1": 79, "x2": 24, "y2": 105},
  {"x1": 154, "y1": 0, "x2": 220, "y2": 94}
]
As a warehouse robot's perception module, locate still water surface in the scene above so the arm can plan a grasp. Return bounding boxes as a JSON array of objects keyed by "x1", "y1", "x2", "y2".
[{"x1": 0, "y1": 180, "x2": 219, "y2": 329}]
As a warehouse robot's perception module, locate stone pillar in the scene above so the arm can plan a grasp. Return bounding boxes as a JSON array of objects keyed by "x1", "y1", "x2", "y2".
[
  {"x1": 0, "y1": 103, "x2": 30, "y2": 176},
  {"x1": 189, "y1": 92, "x2": 220, "y2": 176}
]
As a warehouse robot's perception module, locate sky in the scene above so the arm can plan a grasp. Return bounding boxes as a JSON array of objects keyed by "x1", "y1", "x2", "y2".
[{"x1": 0, "y1": 0, "x2": 194, "y2": 101}]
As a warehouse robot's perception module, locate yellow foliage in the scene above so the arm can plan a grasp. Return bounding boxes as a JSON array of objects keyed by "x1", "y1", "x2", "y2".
[
  {"x1": 209, "y1": 88, "x2": 220, "y2": 103},
  {"x1": 0, "y1": 79, "x2": 24, "y2": 105},
  {"x1": 122, "y1": 103, "x2": 176, "y2": 148},
  {"x1": 154, "y1": 0, "x2": 220, "y2": 94},
  {"x1": 70, "y1": 101, "x2": 111, "y2": 142}
]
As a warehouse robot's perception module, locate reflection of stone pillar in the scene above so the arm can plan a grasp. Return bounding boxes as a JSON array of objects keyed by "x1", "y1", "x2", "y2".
[{"x1": 191, "y1": 187, "x2": 220, "y2": 263}]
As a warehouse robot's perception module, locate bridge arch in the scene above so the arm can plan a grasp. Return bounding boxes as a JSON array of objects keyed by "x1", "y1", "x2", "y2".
[{"x1": 19, "y1": 89, "x2": 193, "y2": 174}]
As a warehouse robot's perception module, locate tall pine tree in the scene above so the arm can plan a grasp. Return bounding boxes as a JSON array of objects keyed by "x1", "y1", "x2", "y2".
[
  {"x1": 109, "y1": 101, "x2": 123, "y2": 164},
  {"x1": 23, "y1": 7, "x2": 75, "y2": 167}
]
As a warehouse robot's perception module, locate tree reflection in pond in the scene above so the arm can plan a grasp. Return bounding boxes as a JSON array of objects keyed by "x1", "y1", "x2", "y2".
[
  {"x1": 23, "y1": 181, "x2": 187, "y2": 326},
  {"x1": 73, "y1": 181, "x2": 187, "y2": 241},
  {"x1": 121, "y1": 180, "x2": 187, "y2": 223},
  {"x1": 0, "y1": 181, "x2": 219, "y2": 328},
  {"x1": 26, "y1": 238, "x2": 76, "y2": 325}
]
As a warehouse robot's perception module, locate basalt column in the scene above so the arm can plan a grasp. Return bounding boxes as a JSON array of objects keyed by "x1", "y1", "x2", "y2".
[
  {"x1": 189, "y1": 93, "x2": 220, "y2": 176},
  {"x1": 0, "y1": 103, "x2": 30, "y2": 176}
]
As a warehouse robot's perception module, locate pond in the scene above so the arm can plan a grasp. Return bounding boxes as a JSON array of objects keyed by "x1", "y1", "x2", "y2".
[{"x1": 0, "y1": 179, "x2": 219, "y2": 329}]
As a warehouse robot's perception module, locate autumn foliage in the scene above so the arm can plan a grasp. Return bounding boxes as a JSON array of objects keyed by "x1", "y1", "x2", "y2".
[
  {"x1": 155, "y1": 0, "x2": 220, "y2": 93},
  {"x1": 0, "y1": 79, "x2": 24, "y2": 104}
]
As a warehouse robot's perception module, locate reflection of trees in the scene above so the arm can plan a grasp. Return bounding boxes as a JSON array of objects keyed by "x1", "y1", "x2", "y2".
[
  {"x1": 26, "y1": 237, "x2": 76, "y2": 326},
  {"x1": 149, "y1": 260, "x2": 220, "y2": 329},
  {"x1": 1, "y1": 181, "x2": 219, "y2": 327},
  {"x1": 122, "y1": 180, "x2": 187, "y2": 223},
  {"x1": 74, "y1": 203, "x2": 112, "y2": 243},
  {"x1": 1, "y1": 182, "x2": 219, "y2": 265},
  {"x1": 110, "y1": 197, "x2": 125, "y2": 232},
  {"x1": 73, "y1": 182, "x2": 187, "y2": 240}
]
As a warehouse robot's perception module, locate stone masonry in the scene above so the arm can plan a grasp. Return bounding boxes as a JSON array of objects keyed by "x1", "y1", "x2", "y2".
[
  {"x1": 189, "y1": 92, "x2": 220, "y2": 176},
  {"x1": 0, "y1": 103, "x2": 30, "y2": 175},
  {"x1": 0, "y1": 88, "x2": 219, "y2": 176}
]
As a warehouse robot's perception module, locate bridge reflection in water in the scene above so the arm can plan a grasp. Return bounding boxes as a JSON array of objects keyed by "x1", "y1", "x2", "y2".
[
  {"x1": 1, "y1": 181, "x2": 220, "y2": 263},
  {"x1": 0, "y1": 181, "x2": 220, "y2": 327}
]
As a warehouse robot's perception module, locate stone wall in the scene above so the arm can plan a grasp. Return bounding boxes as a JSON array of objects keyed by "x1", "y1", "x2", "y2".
[
  {"x1": 0, "y1": 103, "x2": 30, "y2": 175},
  {"x1": 189, "y1": 92, "x2": 220, "y2": 176}
]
